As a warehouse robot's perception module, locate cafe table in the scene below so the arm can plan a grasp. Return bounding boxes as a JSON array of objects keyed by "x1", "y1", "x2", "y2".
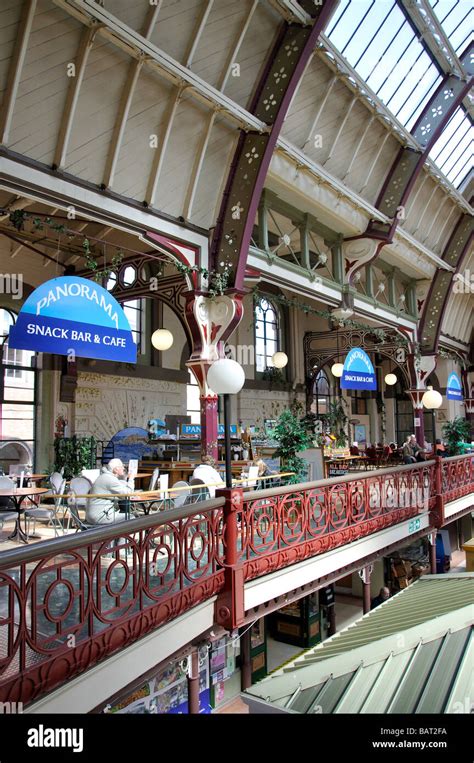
[{"x1": 0, "y1": 487, "x2": 49, "y2": 543}]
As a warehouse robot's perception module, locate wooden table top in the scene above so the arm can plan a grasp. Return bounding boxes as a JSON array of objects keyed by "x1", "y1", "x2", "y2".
[
  {"x1": 11, "y1": 473, "x2": 48, "y2": 480},
  {"x1": 0, "y1": 487, "x2": 49, "y2": 497}
]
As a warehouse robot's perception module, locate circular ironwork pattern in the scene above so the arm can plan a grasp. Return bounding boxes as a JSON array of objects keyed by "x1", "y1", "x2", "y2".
[{"x1": 306, "y1": 488, "x2": 328, "y2": 536}]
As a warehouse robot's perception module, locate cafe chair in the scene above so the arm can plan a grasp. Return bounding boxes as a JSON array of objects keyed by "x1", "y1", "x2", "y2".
[
  {"x1": 189, "y1": 477, "x2": 210, "y2": 503},
  {"x1": 0, "y1": 476, "x2": 16, "y2": 511},
  {"x1": 24, "y1": 505, "x2": 58, "y2": 539},
  {"x1": 168, "y1": 481, "x2": 190, "y2": 509},
  {"x1": 242, "y1": 465, "x2": 259, "y2": 488},
  {"x1": 50, "y1": 472, "x2": 64, "y2": 493},
  {"x1": 0, "y1": 510, "x2": 20, "y2": 543},
  {"x1": 148, "y1": 468, "x2": 160, "y2": 492},
  {"x1": 80, "y1": 468, "x2": 100, "y2": 485},
  {"x1": 67, "y1": 476, "x2": 92, "y2": 530},
  {"x1": 66, "y1": 491, "x2": 95, "y2": 532}
]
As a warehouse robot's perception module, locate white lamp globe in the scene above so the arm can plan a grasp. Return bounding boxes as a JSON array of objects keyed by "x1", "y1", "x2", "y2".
[
  {"x1": 331, "y1": 362, "x2": 344, "y2": 378},
  {"x1": 272, "y1": 351, "x2": 288, "y2": 369},
  {"x1": 385, "y1": 373, "x2": 397, "y2": 386},
  {"x1": 422, "y1": 385, "x2": 442, "y2": 409},
  {"x1": 207, "y1": 358, "x2": 245, "y2": 395},
  {"x1": 151, "y1": 329, "x2": 174, "y2": 351}
]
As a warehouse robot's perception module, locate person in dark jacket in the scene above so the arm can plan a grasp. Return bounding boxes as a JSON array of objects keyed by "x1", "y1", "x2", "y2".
[{"x1": 371, "y1": 586, "x2": 390, "y2": 609}]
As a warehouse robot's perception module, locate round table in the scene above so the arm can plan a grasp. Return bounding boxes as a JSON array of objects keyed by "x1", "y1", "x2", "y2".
[{"x1": 0, "y1": 487, "x2": 49, "y2": 543}]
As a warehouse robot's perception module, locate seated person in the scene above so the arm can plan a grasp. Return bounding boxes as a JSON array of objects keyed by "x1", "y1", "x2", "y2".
[
  {"x1": 254, "y1": 458, "x2": 274, "y2": 477},
  {"x1": 349, "y1": 442, "x2": 360, "y2": 456},
  {"x1": 371, "y1": 586, "x2": 390, "y2": 609},
  {"x1": 435, "y1": 438, "x2": 447, "y2": 457},
  {"x1": 87, "y1": 458, "x2": 135, "y2": 525},
  {"x1": 389, "y1": 442, "x2": 397, "y2": 453},
  {"x1": 192, "y1": 456, "x2": 224, "y2": 498}
]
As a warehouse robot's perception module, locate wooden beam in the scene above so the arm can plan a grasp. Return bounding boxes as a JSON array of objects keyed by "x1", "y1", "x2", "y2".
[
  {"x1": 102, "y1": 2, "x2": 161, "y2": 188},
  {"x1": 53, "y1": 25, "x2": 97, "y2": 170},
  {"x1": 0, "y1": 0, "x2": 37, "y2": 145}
]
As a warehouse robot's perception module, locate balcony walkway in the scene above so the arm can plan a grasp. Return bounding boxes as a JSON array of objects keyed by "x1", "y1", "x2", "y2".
[{"x1": 0, "y1": 455, "x2": 472, "y2": 707}]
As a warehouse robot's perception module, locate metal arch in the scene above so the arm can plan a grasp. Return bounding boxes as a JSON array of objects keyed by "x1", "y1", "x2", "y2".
[
  {"x1": 366, "y1": 43, "x2": 473, "y2": 243},
  {"x1": 303, "y1": 328, "x2": 411, "y2": 388},
  {"x1": 418, "y1": 210, "x2": 474, "y2": 355},
  {"x1": 80, "y1": 254, "x2": 192, "y2": 346},
  {"x1": 210, "y1": 0, "x2": 338, "y2": 290}
]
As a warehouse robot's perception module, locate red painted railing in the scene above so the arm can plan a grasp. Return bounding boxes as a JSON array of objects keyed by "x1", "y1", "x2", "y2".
[
  {"x1": 0, "y1": 456, "x2": 472, "y2": 706},
  {"x1": 441, "y1": 453, "x2": 474, "y2": 500},
  {"x1": 239, "y1": 460, "x2": 438, "y2": 581},
  {"x1": 0, "y1": 500, "x2": 225, "y2": 705}
]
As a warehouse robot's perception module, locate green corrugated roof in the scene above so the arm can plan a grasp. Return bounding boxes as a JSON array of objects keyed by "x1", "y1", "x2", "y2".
[
  {"x1": 294, "y1": 574, "x2": 474, "y2": 667},
  {"x1": 243, "y1": 574, "x2": 474, "y2": 714}
]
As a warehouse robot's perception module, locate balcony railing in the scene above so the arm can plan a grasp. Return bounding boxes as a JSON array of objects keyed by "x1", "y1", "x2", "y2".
[
  {"x1": 239, "y1": 460, "x2": 438, "y2": 581},
  {"x1": 0, "y1": 456, "x2": 472, "y2": 706}
]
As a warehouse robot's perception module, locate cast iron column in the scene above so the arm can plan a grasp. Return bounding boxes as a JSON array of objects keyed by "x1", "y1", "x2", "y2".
[
  {"x1": 359, "y1": 565, "x2": 373, "y2": 615},
  {"x1": 241, "y1": 626, "x2": 252, "y2": 691},
  {"x1": 327, "y1": 605, "x2": 336, "y2": 637},
  {"x1": 187, "y1": 649, "x2": 200, "y2": 714}
]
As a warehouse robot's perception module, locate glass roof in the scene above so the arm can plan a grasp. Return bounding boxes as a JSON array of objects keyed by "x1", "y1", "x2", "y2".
[{"x1": 326, "y1": 0, "x2": 473, "y2": 189}]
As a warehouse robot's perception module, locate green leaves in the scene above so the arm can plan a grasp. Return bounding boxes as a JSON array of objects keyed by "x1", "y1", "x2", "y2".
[
  {"x1": 54, "y1": 435, "x2": 97, "y2": 480},
  {"x1": 271, "y1": 409, "x2": 311, "y2": 482},
  {"x1": 441, "y1": 417, "x2": 471, "y2": 456}
]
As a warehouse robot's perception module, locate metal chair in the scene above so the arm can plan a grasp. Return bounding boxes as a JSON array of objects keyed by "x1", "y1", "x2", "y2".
[
  {"x1": 68, "y1": 477, "x2": 92, "y2": 530},
  {"x1": 148, "y1": 467, "x2": 160, "y2": 492},
  {"x1": 25, "y1": 477, "x2": 66, "y2": 537},
  {"x1": 189, "y1": 477, "x2": 210, "y2": 503},
  {"x1": 66, "y1": 491, "x2": 95, "y2": 532},
  {"x1": 0, "y1": 510, "x2": 21, "y2": 543},
  {"x1": 168, "y1": 481, "x2": 190, "y2": 509},
  {"x1": 0, "y1": 476, "x2": 16, "y2": 511}
]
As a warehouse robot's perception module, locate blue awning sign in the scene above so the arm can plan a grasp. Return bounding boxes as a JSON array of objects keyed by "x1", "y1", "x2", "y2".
[
  {"x1": 446, "y1": 372, "x2": 463, "y2": 401},
  {"x1": 9, "y1": 276, "x2": 136, "y2": 363},
  {"x1": 340, "y1": 347, "x2": 377, "y2": 391}
]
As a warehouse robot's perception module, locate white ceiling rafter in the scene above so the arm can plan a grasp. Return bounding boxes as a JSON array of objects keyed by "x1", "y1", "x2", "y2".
[
  {"x1": 53, "y1": 0, "x2": 472, "y2": 222},
  {"x1": 182, "y1": 0, "x2": 260, "y2": 220},
  {"x1": 421, "y1": 194, "x2": 450, "y2": 244},
  {"x1": 324, "y1": 96, "x2": 357, "y2": 163},
  {"x1": 301, "y1": 74, "x2": 338, "y2": 151},
  {"x1": 53, "y1": 0, "x2": 269, "y2": 134},
  {"x1": 0, "y1": 0, "x2": 37, "y2": 146},
  {"x1": 53, "y1": 25, "x2": 97, "y2": 171},
  {"x1": 412, "y1": 184, "x2": 439, "y2": 236},
  {"x1": 342, "y1": 114, "x2": 375, "y2": 180},
  {"x1": 102, "y1": 2, "x2": 162, "y2": 189},
  {"x1": 275, "y1": 138, "x2": 455, "y2": 272},
  {"x1": 145, "y1": 1, "x2": 215, "y2": 209}
]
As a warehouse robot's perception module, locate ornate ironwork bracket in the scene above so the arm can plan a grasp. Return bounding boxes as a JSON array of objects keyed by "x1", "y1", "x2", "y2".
[{"x1": 210, "y1": 1, "x2": 338, "y2": 290}]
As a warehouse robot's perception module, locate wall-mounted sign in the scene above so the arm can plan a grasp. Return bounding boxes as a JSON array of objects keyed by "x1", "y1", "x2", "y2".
[
  {"x1": 9, "y1": 276, "x2": 136, "y2": 362},
  {"x1": 181, "y1": 424, "x2": 238, "y2": 438},
  {"x1": 446, "y1": 372, "x2": 463, "y2": 401},
  {"x1": 340, "y1": 347, "x2": 377, "y2": 391}
]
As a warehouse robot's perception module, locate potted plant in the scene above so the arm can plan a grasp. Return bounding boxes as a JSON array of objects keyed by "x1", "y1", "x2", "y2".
[
  {"x1": 442, "y1": 417, "x2": 471, "y2": 456},
  {"x1": 270, "y1": 409, "x2": 310, "y2": 483},
  {"x1": 54, "y1": 435, "x2": 97, "y2": 479}
]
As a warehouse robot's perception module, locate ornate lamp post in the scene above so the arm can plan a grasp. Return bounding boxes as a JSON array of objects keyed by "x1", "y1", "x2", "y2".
[{"x1": 207, "y1": 358, "x2": 245, "y2": 488}]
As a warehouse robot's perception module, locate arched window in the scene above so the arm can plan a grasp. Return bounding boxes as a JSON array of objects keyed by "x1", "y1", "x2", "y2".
[
  {"x1": 0, "y1": 309, "x2": 36, "y2": 467},
  {"x1": 311, "y1": 369, "x2": 331, "y2": 416},
  {"x1": 255, "y1": 298, "x2": 280, "y2": 372}
]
